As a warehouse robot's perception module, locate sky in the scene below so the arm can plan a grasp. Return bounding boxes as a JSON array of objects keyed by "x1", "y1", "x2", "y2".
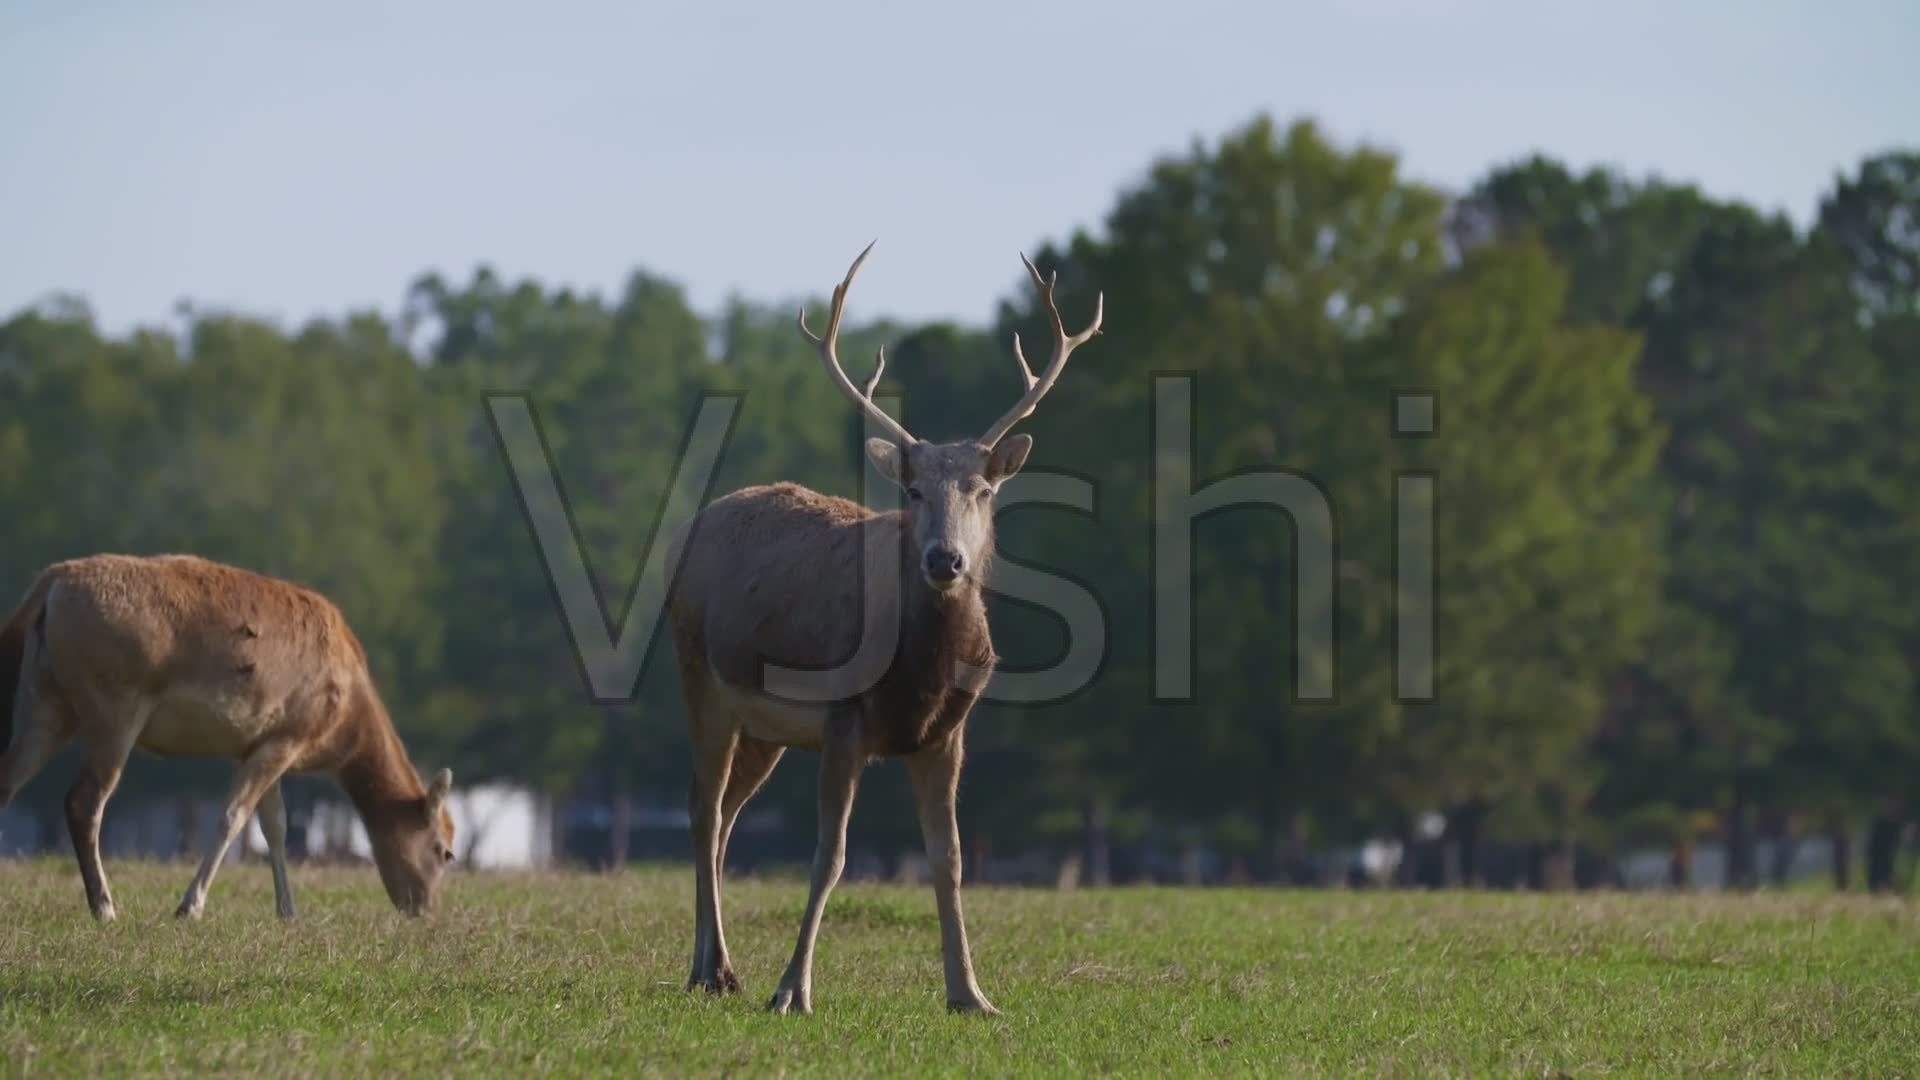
[{"x1": 2, "y1": 1, "x2": 1915, "y2": 335}]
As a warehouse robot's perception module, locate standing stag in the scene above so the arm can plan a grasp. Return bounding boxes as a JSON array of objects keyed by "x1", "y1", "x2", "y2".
[
  {"x1": 0, "y1": 555, "x2": 456, "y2": 921},
  {"x1": 666, "y1": 243, "x2": 1102, "y2": 1014}
]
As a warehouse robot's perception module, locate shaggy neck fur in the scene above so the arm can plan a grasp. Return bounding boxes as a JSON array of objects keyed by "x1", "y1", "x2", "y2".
[{"x1": 869, "y1": 515, "x2": 995, "y2": 753}]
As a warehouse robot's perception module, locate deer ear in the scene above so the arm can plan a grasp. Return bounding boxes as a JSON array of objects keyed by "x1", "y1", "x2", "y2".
[
  {"x1": 985, "y1": 434, "x2": 1033, "y2": 482},
  {"x1": 866, "y1": 438, "x2": 907, "y2": 487},
  {"x1": 426, "y1": 768, "x2": 452, "y2": 812}
]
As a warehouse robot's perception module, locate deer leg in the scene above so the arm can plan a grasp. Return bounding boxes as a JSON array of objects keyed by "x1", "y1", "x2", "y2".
[
  {"x1": 258, "y1": 781, "x2": 296, "y2": 920},
  {"x1": 65, "y1": 773, "x2": 114, "y2": 921},
  {"x1": 177, "y1": 740, "x2": 298, "y2": 920},
  {"x1": 768, "y1": 724, "x2": 862, "y2": 1016},
  {"x1": 65, "y1": 719, "x2": 142, "y2": 922},
  {"x1": 679, "y1": 737, "x2": 786, "y2": 996},
  {"x1": 686, "y1": 728, "x2": 738, "y2": 993},
  {"x1": 907, "y1": 731, "x2": 997, "y2": 1014},
  {"x1": 718, "y1": 737, "x2": 784, "y2": 868},
  {"x1": 0, "y1": 695, "x2": 72, "y2": 810}
]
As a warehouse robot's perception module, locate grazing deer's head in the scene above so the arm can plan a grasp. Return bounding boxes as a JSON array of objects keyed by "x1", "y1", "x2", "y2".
[
  {"x1": 369, "y1": 767, "x2": 457, "y2": 916},
  {"x1": 800, "y1": 243, "x2": 1102, "y2": 595}
]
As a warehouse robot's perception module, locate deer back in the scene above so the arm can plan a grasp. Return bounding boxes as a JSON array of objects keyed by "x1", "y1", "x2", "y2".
[{"x1": 672, "y1": 483, "x2": 907, "y2": 690}]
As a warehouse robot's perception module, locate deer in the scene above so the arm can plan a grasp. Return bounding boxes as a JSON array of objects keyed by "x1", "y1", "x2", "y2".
[
  {"x1": 665, "y1": 242, "x2": 1101, "y2": 1015},
  {"x1": 0, "y1": 554, "x2": 456, "y2": 922}
]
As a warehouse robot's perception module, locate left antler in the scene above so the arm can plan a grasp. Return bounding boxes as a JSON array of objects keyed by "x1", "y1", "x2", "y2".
[{"x1": 979, "y1": 254, "x2": 1103, "y2": 448}]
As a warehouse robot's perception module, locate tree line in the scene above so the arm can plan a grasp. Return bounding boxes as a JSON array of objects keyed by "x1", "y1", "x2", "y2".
[{"x1": 2, "y1": 117, "x2": 1915, "y2": 889}]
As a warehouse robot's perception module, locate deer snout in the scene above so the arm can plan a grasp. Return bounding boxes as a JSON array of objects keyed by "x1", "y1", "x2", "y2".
[{"x1": 923, "y1": 543, "x2": 966, "y2": 587}]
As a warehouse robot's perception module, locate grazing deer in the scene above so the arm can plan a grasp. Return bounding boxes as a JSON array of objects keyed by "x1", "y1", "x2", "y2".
[
  {"x1": 0, "y1": 554, "x2": 456, "y2": 921},
  {"x1": 667, "y1": 243, "x2": 1101, "y2": 1014}
]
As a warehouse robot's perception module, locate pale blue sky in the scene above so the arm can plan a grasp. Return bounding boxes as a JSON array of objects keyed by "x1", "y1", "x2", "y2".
[{"x1": 3, "y1": 1, "x2": 1914, "y2": 334}]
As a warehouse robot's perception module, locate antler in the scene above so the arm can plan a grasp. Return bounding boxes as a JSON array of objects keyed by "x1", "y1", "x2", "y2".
[
  {"x1": 798, "y1": 242, "x2": 916, "y2": 446},
  {"x1": 980, "y1": 254, "x2": 1103, "y2": 448}
]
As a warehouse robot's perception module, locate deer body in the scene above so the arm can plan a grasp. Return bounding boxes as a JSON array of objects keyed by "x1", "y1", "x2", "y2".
[
  {"x1": 0, "y1": 554, "x2": 455, "y2": 921},
  {"x1": 668, "y1": 244, "x2": 1100, "y2": 1015},
  {"x1": 671, "y1": 482, "x2": 992, "y2": 754}
]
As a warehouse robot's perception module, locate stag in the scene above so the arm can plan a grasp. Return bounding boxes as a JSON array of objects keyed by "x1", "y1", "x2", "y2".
[
  {"x1": 666, "y1": 243, "x2": 1101, "y2": 1014},
  {"x1": 0, "y1": 555, "x2": 456, "y2": 921}
]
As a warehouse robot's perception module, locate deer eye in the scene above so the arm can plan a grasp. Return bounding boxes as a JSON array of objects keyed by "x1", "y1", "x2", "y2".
[{"x1": 906, "y1": 487, "x2": 924, "y2": 501}]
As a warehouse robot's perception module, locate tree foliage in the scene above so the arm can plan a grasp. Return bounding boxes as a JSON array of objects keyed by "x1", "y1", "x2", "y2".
[{"x1": 3, "y1": 117, "x2": 1914, "y2": 880}]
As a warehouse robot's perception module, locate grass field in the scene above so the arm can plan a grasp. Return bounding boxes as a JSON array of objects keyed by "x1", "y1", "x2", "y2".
[{"x1": 2, "y1": 859, "x2": 1916, "y2": 1076}]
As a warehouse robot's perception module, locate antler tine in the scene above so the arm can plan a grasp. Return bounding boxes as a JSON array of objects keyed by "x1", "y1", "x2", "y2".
[
  {"x1": 796, "y1": 242, "x2": 916, "y2": 446},
  {"x1": 1009, "y1": 333, "x2": 1038, "y2": 390},
  {"x1": 981, "y1": 253, "x2": 1103, "y2": 448},
  {"x1": 862, "y1": 345, "x2": 888, "y2": 400}
]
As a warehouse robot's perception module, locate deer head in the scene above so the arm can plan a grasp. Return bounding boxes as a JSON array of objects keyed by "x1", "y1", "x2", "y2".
[
  {"x1": 799, "y1": 243, "x2": 1102, "y2": 594},
  {"x1": 367, "y1": 767, "x2": 457, "y2": 915}
]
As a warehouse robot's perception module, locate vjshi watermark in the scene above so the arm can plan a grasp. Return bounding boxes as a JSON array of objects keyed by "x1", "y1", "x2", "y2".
[{"x1": 486, "y1": 379, "x2": 1436, "y2": 707}]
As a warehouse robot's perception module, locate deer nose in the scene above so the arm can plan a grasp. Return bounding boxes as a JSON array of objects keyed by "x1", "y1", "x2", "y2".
[{"x1": 924, "y1": 544, "x2": 966, "y2": 584}]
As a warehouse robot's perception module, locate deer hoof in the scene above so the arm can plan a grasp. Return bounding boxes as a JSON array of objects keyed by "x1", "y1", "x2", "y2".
[
  {"x1": 948, "y1": 996, "x2": 1001, "y2": 1017},
  {"x1": 766, "y1": 986, "x2": 812, "y2": 1016},
  {"x1": 686, "y1": 966, "x2": 741, "y2": 995}
]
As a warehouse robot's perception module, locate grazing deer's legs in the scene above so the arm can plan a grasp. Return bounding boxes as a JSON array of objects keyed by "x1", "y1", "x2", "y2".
[
  {"x1": 258, "y1": 782, "x2": 296, "y2": 920},
  {"x1": 908, "y1": 733, "x2": 997, "y2": 1015},
  {"x1": 177, "y1": 740, "x2": 299, "y2": 920},
  {"x1": 768, "y1": 725, "x2": 863, "y2": 1016},
  {"x1": 718, "y1": 737, "x2": 784, "y2": 868},
  {"x1": 64, "y1": 716, "x2": 143, "y2": 922},
  {"x1": 65, "y1": 774, "x2": 114, "y2": 921},
  {"x1": 0, "y1": 697, "x2": 72, "y2": 809},
  {"x1": 686, "y1": 727, "x2": 739, "y2": 993}
]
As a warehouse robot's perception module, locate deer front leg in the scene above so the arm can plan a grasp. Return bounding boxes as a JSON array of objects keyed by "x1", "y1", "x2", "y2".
[
  {"x1": 907, "y1": 731, "x2": 997, "y2": 1015},
  {"x1": 768, "y1": 725, "x2": 863, "y2": 1016},
  {"x1": 177, "y1": 741, "x2": 297, "y2": 920},
  {"x1": 258, "y1": 782, "x2": 297, "y2": 920}
]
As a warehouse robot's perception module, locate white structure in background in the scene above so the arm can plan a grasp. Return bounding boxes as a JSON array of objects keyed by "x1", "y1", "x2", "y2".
[
  {"x1": 1357, "y1": 836, "x2": 1404, "y2": 884},
  {"x1": 254, "y1": 782, "x2": 554, "y2": 869}
]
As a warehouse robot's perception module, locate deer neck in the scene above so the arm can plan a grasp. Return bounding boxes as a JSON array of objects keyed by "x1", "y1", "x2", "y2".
[
  {"x1": 334, "y1": 683, "x2": 425, "y2": 836},
  {"x1": 859, "y1": 522, "x2": 993, "y2": 753},
  {"x1": 898, "y1": 527, "x2": 991, "y2": 671}
]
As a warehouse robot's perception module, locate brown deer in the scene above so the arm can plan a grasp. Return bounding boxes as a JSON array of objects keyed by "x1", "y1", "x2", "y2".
[
  {"x1": 666, "y1": 243, "x2": 1101, "y2": 1014},
  {"x1": 0, "y1": 554, "x2": 456, "y2": 921}
]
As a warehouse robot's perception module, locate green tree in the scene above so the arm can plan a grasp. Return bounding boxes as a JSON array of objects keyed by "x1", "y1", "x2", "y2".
[
  {"x1": 991, "y1": 115, "x2": 1451, "y2": 877},
  {"x1": 1367, "y1": 242, "x2": 1665, "y2": 884}
]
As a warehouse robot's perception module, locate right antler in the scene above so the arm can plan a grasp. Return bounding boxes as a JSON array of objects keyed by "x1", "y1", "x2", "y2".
[
  {"x1": 798, "y1": 242, "x2": 917, "y2": 446},
  {"x1": 979, "y1": 254, "x2": 1103, "y2": 448}
]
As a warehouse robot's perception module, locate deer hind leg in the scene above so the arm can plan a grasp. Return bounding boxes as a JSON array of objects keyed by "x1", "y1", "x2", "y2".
[
  {"x1": 1, "y1": 627, "x2": 77, "y2": 809},
  {"x1": 908, "y1": 729, "x2": 997, "y2": 1015},
  {"x1": 681, "y1": 736, "x2": 786, "y2": 994},
  {"x1": 0, "y1": 691, "x2": 73, "y2": 810},
  {"x1": 719, "y1": 737, "x2": 784, "y2": 868},
  {"x1": 258, "y1": 781, "x2": 296, "y2": 920},
  {"x1": 177, "y1": 739, "x2": 299, "y2": 920},
  {"x1": 686, "y1": 723, "x2": 739, "y2": 994},
  {"x1": 65, "y1": 709, "x2": 145, "y2": 923},
  {"x1": 768, "y1": 720, "x2": 863, "y2": 1016}
]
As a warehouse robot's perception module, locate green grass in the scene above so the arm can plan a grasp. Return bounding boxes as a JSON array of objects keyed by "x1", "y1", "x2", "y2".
[{"x1": 2, "y1": 859, "x2": 1916, "y2": 1076}]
